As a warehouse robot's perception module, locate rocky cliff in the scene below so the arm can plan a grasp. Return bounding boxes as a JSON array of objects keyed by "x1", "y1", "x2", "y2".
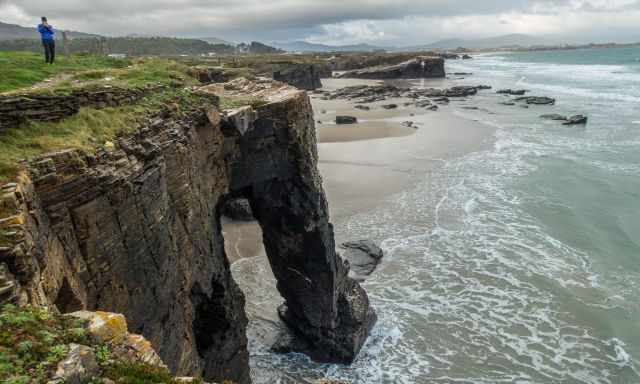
[
  {"x1": 0, "y1": 78, "x2": 375, "y2": 383},
  {"x1": 272, "y1": 63, "x2": 327, "y2": 90}
]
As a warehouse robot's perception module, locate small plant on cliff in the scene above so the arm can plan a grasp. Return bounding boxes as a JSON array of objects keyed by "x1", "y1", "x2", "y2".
[
  {"x1": 0, "y1": 304, "x2": 88, "y2": 383},
  {"x1": 102, "y1": 362, "x2": 183, "y2": 384}
]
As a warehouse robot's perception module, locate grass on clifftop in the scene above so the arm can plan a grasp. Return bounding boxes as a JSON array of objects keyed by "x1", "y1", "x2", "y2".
[
  {"x1": 0, "y1": 52, "x2": 197, "y2": 94},
  {"x1": 0, "y1": 88, "x2": 215, "y2": 184},
  {"x1": 0, "y1": 51, "x2": 131, "y2": 93}
]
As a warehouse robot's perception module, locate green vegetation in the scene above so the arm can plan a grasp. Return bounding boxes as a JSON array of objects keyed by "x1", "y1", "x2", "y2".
[
  {"x1": 0, "y1": 51, "x2": 131, "y2": 93},
  {"x1": 60, "y1": 58, "x2": 197, "y2": 92},
  {"x1": 0, "y1": 88, "x2": 216, "y2": 183},
  {"x1": 0, "y1": 51, "x2": 198, "y2": 94},
  {"x1": 0, "y1": 304, "x2": 89, "y2": 383},
  {"x1": 0, "y1": 305, "x2": 220, "y2": 383},
  {"x1": 103, "y1": 362, "x2": 195, "y2": 384}
]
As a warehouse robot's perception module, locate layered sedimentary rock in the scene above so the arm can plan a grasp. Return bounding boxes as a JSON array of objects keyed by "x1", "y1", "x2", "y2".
[
  {"x1": 0, "y1": 78, "x2": 375, "y2": 382},
  {"x1": 338, "y1": 56, "x2": 445, "y2": 79},
  {"x1": 272, "y1": 64, "x2": 324, "y2": 90},
  {"x1": 0, "y1": 85, "x2": 165, "y2": 131}
]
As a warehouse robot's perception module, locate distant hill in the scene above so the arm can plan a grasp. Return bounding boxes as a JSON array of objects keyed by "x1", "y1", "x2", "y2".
[
  {"x1": 198, "y1": 37, "x2": 235, "y2": 46},
  {"x1": 237, "y1": 41, "x2": 283, "y2": 54},
  {"x1": 402, "y1": 34, "x2": 556, "y2": 50},
  {"x1": 0, "y1": 20, "x2": 99, "y2": 40},
  {"x1": 0, "y1": 36, "x2": 238, "y2": 56},
  {"x1": 273, "y1": 41, "x2": 384, "y2": 53}
]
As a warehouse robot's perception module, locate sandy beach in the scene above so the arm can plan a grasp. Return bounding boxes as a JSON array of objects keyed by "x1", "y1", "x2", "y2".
[{"x1": 223, "y1": 77, "x2": 495, "y2": 261}]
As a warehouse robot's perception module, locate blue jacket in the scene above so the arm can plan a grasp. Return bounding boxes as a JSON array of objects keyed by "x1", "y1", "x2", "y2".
[{"x1": 37, "y1": 24, "x2": 55, "y2": 40}]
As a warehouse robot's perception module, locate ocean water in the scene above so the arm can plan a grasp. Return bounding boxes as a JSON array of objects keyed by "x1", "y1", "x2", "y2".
[{"x1": 235, "y1": 46, "x2": 640, "y2": 383}]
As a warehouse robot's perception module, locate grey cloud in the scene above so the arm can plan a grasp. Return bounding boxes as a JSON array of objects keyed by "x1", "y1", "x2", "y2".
[{"x1": 1, "y1": 0, "x2": 639, "y2": 44}]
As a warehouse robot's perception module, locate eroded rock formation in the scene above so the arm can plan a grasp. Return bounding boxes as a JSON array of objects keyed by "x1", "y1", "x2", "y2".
[
  {"x1": 338, "y1": 56, "x2": 445, "y2": 79},
  {"x1": 0, "y1": 78, "x2": 376, "y2": 382},
  {"x1": 272, "y1": 64, "x2": 325, "y2": 90}
]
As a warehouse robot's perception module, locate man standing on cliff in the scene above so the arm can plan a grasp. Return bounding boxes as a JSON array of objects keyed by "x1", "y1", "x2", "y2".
[{"x1": 37, "y1": 17, "x2": 55, "y2": 64}]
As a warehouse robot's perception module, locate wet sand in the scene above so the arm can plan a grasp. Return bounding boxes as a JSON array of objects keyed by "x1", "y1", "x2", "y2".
[{"x1": 223, "y1": 77, "x2": 495, "y2": 261}]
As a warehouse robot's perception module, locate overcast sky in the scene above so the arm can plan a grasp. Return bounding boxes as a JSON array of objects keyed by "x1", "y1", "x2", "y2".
[{"x1": 1, "y1": 0, "x2": 640, "y2": 45}]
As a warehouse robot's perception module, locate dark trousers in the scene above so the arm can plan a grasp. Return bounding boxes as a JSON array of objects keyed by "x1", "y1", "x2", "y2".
[{"x1": 42, "y1": 39, "x2": 55, "y2": 64}]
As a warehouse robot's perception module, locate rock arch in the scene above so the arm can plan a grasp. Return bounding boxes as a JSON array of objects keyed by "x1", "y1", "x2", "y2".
[{"x1": 220, "y1": 92, "x2": 376, "y2": 363}]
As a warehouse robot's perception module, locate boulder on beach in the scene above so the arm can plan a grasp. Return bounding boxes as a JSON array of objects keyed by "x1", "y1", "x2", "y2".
[
  {"x1": 354, "y1": 105, "x2": 370, "y2": 111},
  {"x1": 462, "y1": 54, "x2": 473, "y2": 59},
  {"x1": 381, "y1": 104, "x2": 398, "y2": 109},
  {"x1": 337, "y1": 56, "x2": 445, "y2": 79},
  {"x1": 562, "y1": 115, "x2": 588, "y2": 125},
  {"x1": 336, "y1": 116, "x2": 358, "y2": 124},
  {"x1": 339, "y1": 240, "x2": 384, "y2": 280}
]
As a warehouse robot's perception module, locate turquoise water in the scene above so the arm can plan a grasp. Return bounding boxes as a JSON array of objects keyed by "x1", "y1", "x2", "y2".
[{"x1": 239, "y1": 46, "x2": 640, "y2": 383}]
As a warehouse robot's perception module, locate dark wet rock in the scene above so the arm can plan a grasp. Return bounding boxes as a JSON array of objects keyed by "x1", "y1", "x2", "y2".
[
  {"x1": 446, "y1": 86, "x2": 478, "y2": 97},
  {"x1": 514, "y1": 96, "x2": 556, "y2": 105},
  {"x1": 462, "y1": 106, "x2": 480, "y2": 110},
  {"x1": 414, "y1": 100, "x2": 438, "y2": 110},
  {"x1": 497, "y1": 89, "x2": 528, "y2": 96},
  {"x1": 562, "y1": 115, "x2": 588, "y2": 125},
  {"x1": 500, "y1": 101, "x2": 516, "y2": 106},
  {"x1": 432, "y1": 97, "x2": 450, "y2": 104},
  {"x1": 336, "y1": 116, "x2": 358, "y2": 124},
  {"x1": 329, "y1": 84, "x2": 405, "y2": 101},
  {"x1": 439, "y1": 53, "x2": 460, "y2": 60},
  {"x1": 339, "y1": 240, "x2": 384, "y2": 280},
  {"x1": 453, "y1": 72, "x2": 473, "y2": 75},
  {"x1": 326, "y1": 84, "x2": 486, "y2": 108},
  {"x1": 354, "y1": 105, "x2": 370, "y2": 111},
  {"x1": 462, "y1": 54, "x2": 473, "y2": 59},
  {"x1": 338, "y1": 56, "x2": 445, "y2": 79},
  {"x1": 540, "y1": 113, "x2": 567, "y2": 120},
  {"x1": 381, "y1": 104, "x2": 398, "y2": 110},
  {"x1": 401, "y1": 121, "x2": 414, "y2": 128},
  {"x1": 222, "y1": 198, "x2": 254, "y2": 221}
]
